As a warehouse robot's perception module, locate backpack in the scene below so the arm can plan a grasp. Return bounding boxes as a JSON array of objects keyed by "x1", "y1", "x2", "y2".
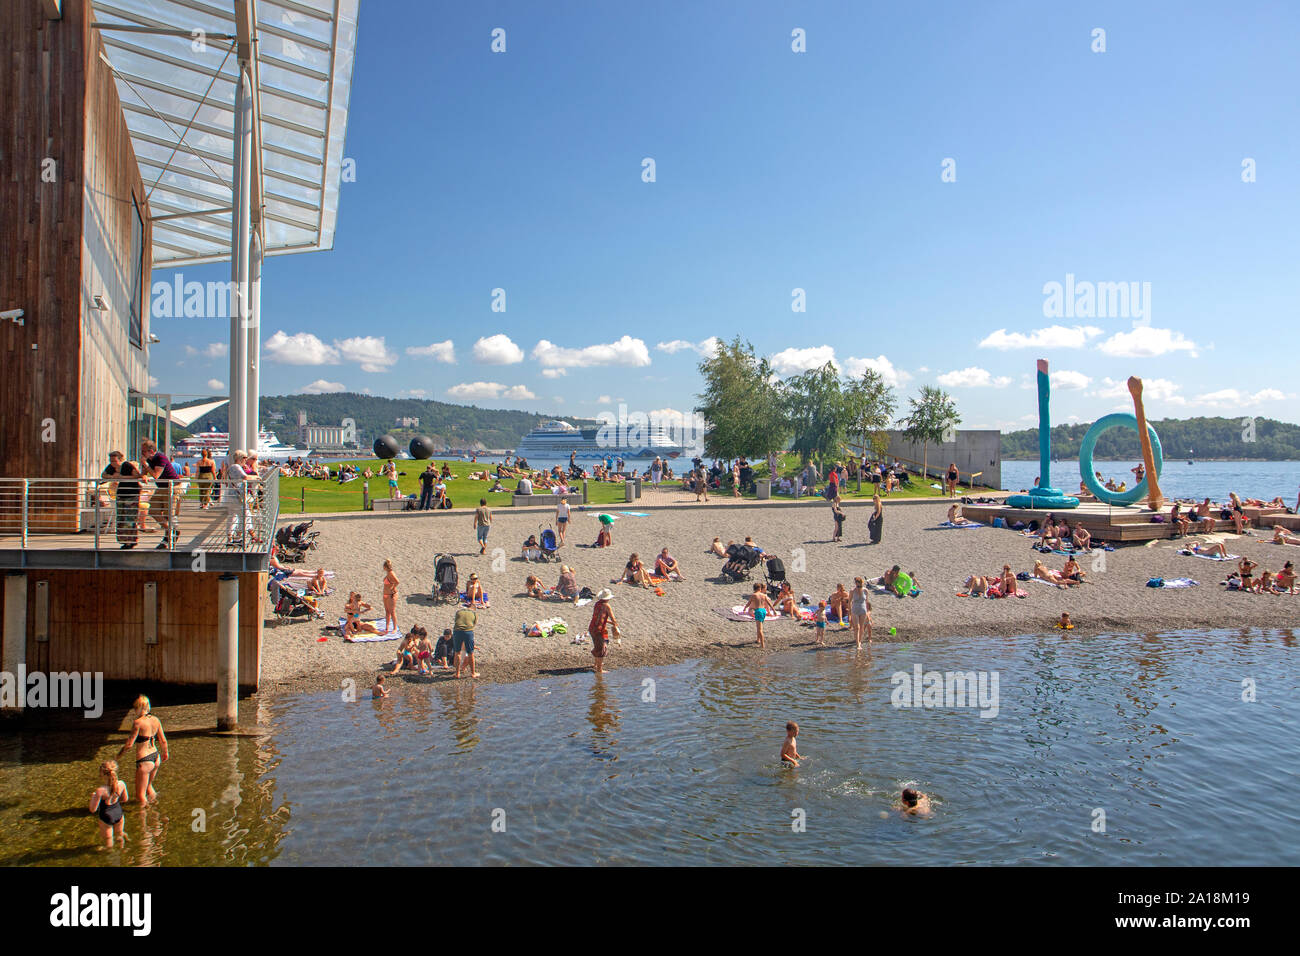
[{"x1": 579, "y1": 586, "x2": 595, "y2": 600}]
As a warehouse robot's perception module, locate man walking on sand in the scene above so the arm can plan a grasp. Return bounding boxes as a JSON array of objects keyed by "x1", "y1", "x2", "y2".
[{"x1": 473, "y1": 498, "x2": 492, "y2": 555}]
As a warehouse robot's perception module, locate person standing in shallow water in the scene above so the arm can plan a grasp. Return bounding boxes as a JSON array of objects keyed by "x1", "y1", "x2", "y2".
[
  {"x1": 118, "y1": 695, "x2": 167, "y2": 804},
  {"x1": 89, "y1": 760, "x2": 128, "y2": 849},
  {"x1": 587, "y1": 588, "x2": 619, "y2": 674}
]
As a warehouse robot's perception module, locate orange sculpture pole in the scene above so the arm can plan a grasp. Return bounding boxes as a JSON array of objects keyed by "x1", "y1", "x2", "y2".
[{"x1": 1127, "y1": 376, "x2": 1163, "y2": 511}]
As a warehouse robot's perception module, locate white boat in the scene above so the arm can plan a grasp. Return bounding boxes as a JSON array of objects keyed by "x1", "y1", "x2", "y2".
[
  {"x1": 514, "y1": 419, "x2": 686, "y2": 460},
  {"x1": 174, "y1": 428, "x2": 309, "y2": 461}
]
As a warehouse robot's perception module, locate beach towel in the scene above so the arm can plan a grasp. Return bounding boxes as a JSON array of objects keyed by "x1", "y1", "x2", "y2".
[
  {"x1": 523, "y1": 617, "x2": 568, "y2": 637},
  {"x1": 338, "y1": 619, "x2": 402, "y2": 642},
  {"x1": 618, "y1": 511, "x2": 650, "y2": 517},
  {"x1": 1160, "y1": 577, "x2": 1199, "y2": 589},
  {"x1": 1025, "y1": 576, "x2": 1066, "y2": 589},
  {"x1": 1181, "y1": 550, "x2": 1239, "y2": 561},
  {"x1": 936, "y1": 521, "x2": 983, "y2": 529},
  {"x1": 715, "y1": 605, "x2": 792, "y2": 622},
  {"x1": 458, "y1": 591, "x2": 490, "y2": 607}
]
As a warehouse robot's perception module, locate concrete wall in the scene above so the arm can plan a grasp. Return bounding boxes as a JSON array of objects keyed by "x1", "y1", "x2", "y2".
[{"x1": 883, "y1": 429, "x2": 1002, "y2": 489}]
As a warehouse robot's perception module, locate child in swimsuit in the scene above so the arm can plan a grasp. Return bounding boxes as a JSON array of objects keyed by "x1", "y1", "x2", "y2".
[
  {"x1": 813, "y1": 601, "x2": 827, "y2": 645},
  {"x1": 780, "y1": 721, "x2": 804, "y2": 767},
  {"x1": 89, "y1": 760, "x2": 128, "y2": 848},
  {"x1": 372, "y1": 675, "x2": 390, "y2": 699},
  {"x1": 745, "y1": 583, "x2": 773, "y2": 648}
]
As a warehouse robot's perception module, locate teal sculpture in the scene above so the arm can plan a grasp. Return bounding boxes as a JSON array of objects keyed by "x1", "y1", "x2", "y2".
[
  {"x1": 1005, "y1": 359, "x2": 1080, "y2": 510},
  {"x1": 1078, "y1": 414, "x2": 1163, "y2": 506}
]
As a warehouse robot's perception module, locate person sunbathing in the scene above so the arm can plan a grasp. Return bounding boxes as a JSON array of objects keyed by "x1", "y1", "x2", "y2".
[
  {"x1": 655, "y1": 548, "x2": 684, "y2": 580},
  {"x1": 776, "y1": 582, "x2": 797, "y2": 617},
  {"x1": 556, "y1": 565, "x2": 579, "y2": 602},
  {"x1": 709, "y1": 537, "x2": 727, "y2": 557},
  {"x1": 1238, "y1": 557, "x2": 1257, "y2": 592},
  {"x1": 1033, "y1": 560, "x2": 1068, "y2": 586},
  {"x1": 1272, "y1": 526, "x2": 1300, "y2": 546},
  {"x1": 1169, "y1": 503, "x2": 1191, "y2": 536},
  {"x1": 524, "y1": 574, "x2": 545, "y2": 598},
  {"x1": 998, "y1": 565, "x2": 1019, "y2": 597},
  {"x1": 1071, "y1": 525, "x2": 1092, "y2": 551},
  {"x1": 1062, "y1": 556, "x2": 1085, "y2": 583},
  {"x1": 622, "y1": 553, "x2": 652, "y2": 588},
  {"x1": 1189, "y1": 540, "x2": 1230, "y2": 558},
  {"x1": 464, "y1": 572, "x2": 487, "y2": 608},
  {"x1": 945, "y1": 504, "x2": 972, "y2": 526},
  {"x1": 1257, "y1": 569, "x2": 1276, "y2": 594},
  {"x1": 343, "y1": 592, "x2": 379, "y2": 638},
  {"x1": 1274, "y1": 561, "x2": 1296, "y2": 593},
  {"x1": 307, "y1": 567, "x2": 329, "y2": 596},
  {"x1": 961, "y1": 574, "x2": 989, "y2": 596}
]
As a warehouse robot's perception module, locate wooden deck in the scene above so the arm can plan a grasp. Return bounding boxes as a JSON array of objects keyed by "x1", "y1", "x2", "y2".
[{"x1": 959, "y1": 500, "x2": 1255, "y2": 542}]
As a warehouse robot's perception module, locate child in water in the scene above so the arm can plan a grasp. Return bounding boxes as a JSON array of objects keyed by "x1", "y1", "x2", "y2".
[
  {"x1": 745, "y1": 582, "x2": 774, "y2": 648},
  {"x1": 781, "y1": 721, "x2": 804, "y2": 766},
  {"x1": 1055, "y1": 612, "x2": 1074, "y2": 630},
  {"x1": 900, "y1": 788, "x2": 932, "y2": 815},
  {"x1": 372, "y1": 675, "x2": 389, "y2": 699}
]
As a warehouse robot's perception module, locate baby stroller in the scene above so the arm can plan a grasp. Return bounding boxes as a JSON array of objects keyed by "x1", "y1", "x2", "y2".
[
  {"x1": 763, "y1": 554, "x2": 787, "y2": 600},
  {"x1": 432, "y1": 553, "x2": 459, "y2": 603},
  {"x1": 721, "y1": 543, "x2": 762, "y2": 582},
  {"x1": 539, "y1": 527, "x2": 559, "y2": 562},
  {"x1": 269, "y1": 578, "x2": 323, "y2": 623},
  {"x1": 275, "y1": 521, "x2": 319, "y2": 562}
]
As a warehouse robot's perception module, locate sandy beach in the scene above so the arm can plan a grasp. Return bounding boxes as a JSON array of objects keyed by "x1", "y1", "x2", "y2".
[{"x1": 258, "y1": 490, "x2": 1300, "y2": 696}]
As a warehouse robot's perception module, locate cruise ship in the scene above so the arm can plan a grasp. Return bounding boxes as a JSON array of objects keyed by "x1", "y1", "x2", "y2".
[
  {"x1": 514, "y1": 419, "x2": 688, "y2": 460},
  {"x1": 173, "y1": 428, "x2": 308, "y2": 462}
]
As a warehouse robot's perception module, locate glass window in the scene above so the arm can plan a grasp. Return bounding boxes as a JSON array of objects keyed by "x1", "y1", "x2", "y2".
[{"x1": 128, "y1": 195, "x2": 144, "y2": 349}]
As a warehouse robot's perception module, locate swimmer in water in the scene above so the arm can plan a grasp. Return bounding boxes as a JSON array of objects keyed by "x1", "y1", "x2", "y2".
[
  {"x1": 900, "y1": 787, "x2": 932, "y2": 815},
  {"x1": 745, "y1": 582, "x2": 774, "y2": 648},
  {"x1": 780, "y1": 721, "x2": 804, "y2": 766}
]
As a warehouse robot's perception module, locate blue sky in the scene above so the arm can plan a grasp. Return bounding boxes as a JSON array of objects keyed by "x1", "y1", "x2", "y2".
[{"x1": 154, "y1": 0, "x2": 1300, "y2": 431}]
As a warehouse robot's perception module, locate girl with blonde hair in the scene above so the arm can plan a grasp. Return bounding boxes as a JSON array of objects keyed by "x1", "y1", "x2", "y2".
[
  {"x1": 118, "y1": 695, "x2": 166, "y2": 805},
  {"x1": 89, "y1": 760, "x2": 129, "y2": 848}
]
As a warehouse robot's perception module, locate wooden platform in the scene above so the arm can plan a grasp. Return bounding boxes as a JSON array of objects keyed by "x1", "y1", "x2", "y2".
[{"x1": 959, "y1": 500, "x2": 1242, "y2": 543}]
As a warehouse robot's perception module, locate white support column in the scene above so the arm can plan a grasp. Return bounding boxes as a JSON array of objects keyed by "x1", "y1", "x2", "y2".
[
  {"x1": 2, "y1": 574, "x2": 27, "y2": 717},
  {"x1": 228, "y1": 66, "x2": 253, "y2": 456},
  {"x1": 216, "y1": 574, "x2": 239, "y2": 731},
  {"x1": 246, "y1": 230, "x2": 262, "y2": 449}
]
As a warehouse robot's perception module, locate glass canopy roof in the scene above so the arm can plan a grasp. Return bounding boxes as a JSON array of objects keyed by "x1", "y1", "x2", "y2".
[{"x1": 89, "y1": 0, "x2": 359, "y2": 267}]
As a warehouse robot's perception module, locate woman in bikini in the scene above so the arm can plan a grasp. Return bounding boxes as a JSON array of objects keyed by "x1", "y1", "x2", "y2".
[
  {"x1": 464, "y1": 572, "x2": 487, "y2": 608},
  {"x1": 849, "y1": 577, "x2": 873, "y2": 649},
  {"x1": 829, "y1": 583, "x2": 851, "y2": 625},
  {"x1": 622, "y1": 553, "x2": 652, "y2": 588},
  {"x1": 1275, "y1": 561, "x2": 1296, "y2": 594},
  {"x1": 1000, "y1": 564, "x2": 1019, "y2": 597},
  {"x1": 117, "y1": 695, "x2": 167, "y2": 805},
  {"x1": 307, "y1": 567, "x2": 329, "y2": 596},
  {"x1": 89, "y1": 760, "x2": 129, "y2": 848},
  {"x1": 775, "y1": 581, "x2": 797, "y2": 618},
  {"x1": 962, "y1": 574, "x2": 989, "y2": 597},
  {"x1": 381, "y1": 559, "x2": 399, "y2": 634},
  {"x1": 1237, "y1": 557, "x2": 1257, "y2": 593},
  {"x1": 1272, "y1": 526, "x2": 1300, "y2": 546},
  {"x1": 343, "y1": 592, "x2": 379, "y2": 638},
  {"x1": 1033, "y1": 560, "x2": 1068, "y2": 586}
]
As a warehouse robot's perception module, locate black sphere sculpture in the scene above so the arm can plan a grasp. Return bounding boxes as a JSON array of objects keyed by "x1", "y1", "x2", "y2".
[
  {"x1": 409, "y1": 435, "x2": 435, "y2": 460},
  {"x1": 373, "y1": 434, "x2": 400, "y2": 459}
]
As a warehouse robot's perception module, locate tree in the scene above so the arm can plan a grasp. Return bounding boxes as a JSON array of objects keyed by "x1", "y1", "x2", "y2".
[
  {"x1": 899, "y1": 385, "x2": 960, "y2": 481},
  {"x1": 783, "y1": 361, "x2": 850, "y2": 466},
  {"x1": 695, "y1": 337, "x2": 788, "y2": 460},
  {"x1": 844, "y1": 368, "x2": 897, "y2": 462}
]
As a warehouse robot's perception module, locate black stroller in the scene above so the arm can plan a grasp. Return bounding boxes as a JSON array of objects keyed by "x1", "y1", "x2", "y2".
[
  {"x1": 275, "y1": 521, "x2": 319, "y2": 562},
  {"x1": 763, "y1": 554, "x2": 786, "y2": 600},
  {"x1": 269, "y1": 578, "x2": 323, "y2": 623},
  {"x1": 432, "y1": 553, "x2": 459, "y2": 603},
  {"x1": 720, "y1": 543, "x2": 762, "y2": 582}
]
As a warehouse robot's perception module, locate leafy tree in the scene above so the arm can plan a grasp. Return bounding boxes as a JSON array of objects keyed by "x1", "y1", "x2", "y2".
[
  {"x1": 783, "y1": 361, "x2": 850, "y2": 466},
  {"x1": 899, "y1": 385, "x2": 960, "y2": 480},
  {"x1": 695, "y1": 337, "x2": 788, "y2": 459},
  {"x1": 844, "y1": 368, "x2": 897, "y2": 462}
]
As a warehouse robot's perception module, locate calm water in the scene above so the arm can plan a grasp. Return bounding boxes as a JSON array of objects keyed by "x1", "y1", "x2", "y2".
[
  {"x1": 1002, "y1": 459, "x2": 1299, "y2": 502},
  {"x1": 2, "y1": 628, "x2": 1297, "y2": 866}
]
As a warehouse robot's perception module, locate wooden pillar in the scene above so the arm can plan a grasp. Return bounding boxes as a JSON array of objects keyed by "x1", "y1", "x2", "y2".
[
  {"x1": 2, "y1": 574, "x2": 27, "y2": 717},
  {"x1": 216, "y1": 573, "x2": 239, "y2": 731}
]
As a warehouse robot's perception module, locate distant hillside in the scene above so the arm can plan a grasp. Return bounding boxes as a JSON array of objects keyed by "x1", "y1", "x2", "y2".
[
  {"x1": 178, "y1": 393, "x2": 600, "y2": 450},
  {"x1": 1001, "y1": 416, "x2": 1300, "y2": 461}
]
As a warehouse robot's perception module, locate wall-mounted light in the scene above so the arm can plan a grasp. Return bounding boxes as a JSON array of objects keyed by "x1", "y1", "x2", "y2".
[
  {"x1": 1, "y1": 308, "x2": 24, "y2": 326},
  {"x1": 92, "y1": 296, "x2": 109, "y2": 311},
  {"x1": 148, "y1": 333, "x2": 161, "y2": 344}
]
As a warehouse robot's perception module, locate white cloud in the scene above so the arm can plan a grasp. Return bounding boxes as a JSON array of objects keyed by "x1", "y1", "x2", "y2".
[
  {"x1": 148, "y1": 375, "x2": 159, "y2": 389},
  {"x1": 206, "y1": 378, "x2": 225, "y2": 391},
  {"x1": 336, "y1": 336, "x2": 397, "y2": 373},
  {"x1": 979, "y1": 325, "x2": 1103, "y2": 350},
  {"x1": 843, "y1": 354, "x2": 911, "y2": 388},
  {"x1": 302, "y1": 379, "x2": 346, "y2": 394},
  {"x1": 400, "y1": 388, "x2": 428, "y2": 398},
  {"x1": 405, "y1": 340, "x2": 456, "y2": 363},
  {"x1": 533, "y1": 335, "x2": 651, "y2": 368},
  {"x1": 1089, "y1": 377, "x2": 1184, "y2": 403},
  {"x1": 770, "y1": 345, "x2": 836, "y2": 376},
  {"x1": 1191, "y1": 387, "x2": 1286, "y2": 410},
  {"x1": 472, "y1": 334, "x2": 525, "y2": 365},
  {"x1": 264, "y1": 330, "x2": 341, "y2": 365},
  {"x1": 446, "y1": 381, "x2": 534, "y2": 401},
  {"x1": 1050, "y1": 369, "x2": 1091, "y2": 390},
  {"x1": 541, "y1": 368, "x2": 566, "y2": 379},
  {"x1": 936, "y1": 366, "x2": 1012, "y2": 388},
  {"x1": 656, "y1": 337, "x2": 720, "y2": 357},
  {"x1": 184, "y1": 342, "x2": 228, "y2": 359},
  {"x1": 596, "y1": 395, "x2": 613, "y2": 404},
  {"x1": 1096, "y1": 327, "x2": 1198, "y2": 358}
]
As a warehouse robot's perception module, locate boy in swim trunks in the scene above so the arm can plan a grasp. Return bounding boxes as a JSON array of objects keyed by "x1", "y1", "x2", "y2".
[
  {"x1": 745, "y1": 582, "x2": 774, "y2": 648},
  {"x1": 780, "y1": 721, "x2": 804, "y2": 766},
  {"x1": 813, "y1": 601, "x2": 827, "y2": 645}
]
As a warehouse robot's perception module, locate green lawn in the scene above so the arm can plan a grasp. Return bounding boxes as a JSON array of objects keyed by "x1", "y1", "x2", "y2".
[{"x1": 278, "y1": 459, "x2": 635, "y2": 514}]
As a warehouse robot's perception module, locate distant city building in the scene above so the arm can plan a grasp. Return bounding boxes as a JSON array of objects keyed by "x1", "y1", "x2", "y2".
[
  {"x1": 297, "y1": 412, "x2": 357, "y2": 449},
  {"x1": 395, "y1": 416, "x2": 420, "y2": 428}
]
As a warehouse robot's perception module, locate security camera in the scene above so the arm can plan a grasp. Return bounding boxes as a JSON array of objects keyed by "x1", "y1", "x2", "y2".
[{"x1": 1, "y1": 309, "x2": 24, "y2": 325}]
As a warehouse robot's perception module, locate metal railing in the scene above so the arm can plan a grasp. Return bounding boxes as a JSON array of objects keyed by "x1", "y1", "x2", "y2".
[{"x1": 0, "y1": 468, "x2": 280, "y2": 554}]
